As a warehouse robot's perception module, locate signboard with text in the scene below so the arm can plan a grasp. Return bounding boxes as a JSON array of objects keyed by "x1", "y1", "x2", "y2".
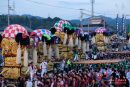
[{"x1": 90, "y1": 19, "x2": 103, "y2": 24}]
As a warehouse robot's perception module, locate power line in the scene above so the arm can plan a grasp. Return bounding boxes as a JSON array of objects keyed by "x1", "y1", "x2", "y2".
[
  {"x1": 25, "y1": 0, "x2": 80, "y2": 11},
  {"x1": 91, "y1": 0, "x2": 95, "y2": 17},
  {"x1": 26, "y1": 0, "x2": 109, "y2": 16},
  {"x1": 12, "y1": 1, "x2": 15, "y2": 14},
  {"x1": 25, "y1": 0, "x2": 111, "y2": 16},
  {"x1": 16, "y1": 0, "x2": 117, "y2": 18},
  {"x1": 84, "y1": 10, "x2": 116, "y2": 16}
]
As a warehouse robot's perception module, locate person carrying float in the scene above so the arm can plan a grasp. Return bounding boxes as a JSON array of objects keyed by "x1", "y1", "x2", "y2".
[
  {"x1": 73, "y1": 47, "x2": 79, "y2": 61},
  {"x1": 40, "y1": 60, "x2": 48, "y2": 77},
  {"x1": 26, "y1": 62, "x2": 37, "y2": 81}
]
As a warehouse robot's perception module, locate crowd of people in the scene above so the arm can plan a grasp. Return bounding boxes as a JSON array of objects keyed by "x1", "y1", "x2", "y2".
[
  {"x1": 0, "y1": 60, "x2": 130, "y2": 87},
  {"x1": 1, "y1": 40, "x2": 130, "y2": 87},
  {"x1": 85, "y1": 51, "x2": 130, "y2": 60},
  {"x1": 72, "y1": 41, "x2": 130, "y2": 61}
]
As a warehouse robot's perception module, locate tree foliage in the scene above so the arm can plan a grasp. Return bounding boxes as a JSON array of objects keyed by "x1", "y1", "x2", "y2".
[{"x1": 0, "y1": 15, "x2": 61, "y2": 31}]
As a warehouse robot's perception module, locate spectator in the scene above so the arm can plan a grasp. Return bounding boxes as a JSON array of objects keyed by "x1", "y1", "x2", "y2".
[
  {"x1": 26, "y1": 78, "x2": 32, "y2": 87},
  {"x1": 40, "y1": 60, "x2": 48, "y2": 77},
  {"x1": 18, "y1": 77, "x2": 24, "y2": 87}
]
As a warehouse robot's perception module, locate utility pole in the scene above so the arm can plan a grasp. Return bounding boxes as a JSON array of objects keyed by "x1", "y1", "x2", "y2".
[
  {"x1": 91, "y1": 0, "x2": 94, "y2": 17},
  {"x1": 8, "y1": 0, "x2": 10, "y2": 25},
  {"x1": 80, "y1": 9, "x2": 91, "y2": 33},
  {"x1": 122, "y1": 14, "x2": 125, "y2": 37},
  {"x1": 13, "y1": 1, "x2": 15, "y2": 14},
  {"x1": 116, "y1": 14, "x2": 119, "y2": 36},
  {"x1": 80, "y1": 9, "x2": 83, "y2": 28}
]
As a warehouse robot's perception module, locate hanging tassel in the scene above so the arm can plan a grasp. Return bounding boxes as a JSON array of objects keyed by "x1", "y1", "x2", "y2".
[
  {"x1": 75, "y1": 37, "x2": 78, "y2": 46},
  {"x1": 78, "y1": 39, "x2": 81, "y2": 49},
  {"x1": 106, "y1": 37, "x2": 109, "y2": 43},
  {"x1": 129, "y1": 38, "x2": 130, "y2": 44},
  {"x1": 24, "y1": 47, "x2": 28, "y2": 67},
  {"x1": 92, "y1": 37, "x2": 94, "y2": 44},
  {"x1": 29, "y1": 38, "x2": 34, "y2": 59},
  {"x1": 28, "y1": 47, "x2": 33, "y2": 60},
  {"x1": 48, "y1": 45, "x2": 52, "y2": 59},
  {"x1": 86, "y1": 41, "x2": 89, "y2": 51},
  {"x1": 16, "y1": 44, "x2": 21, "y2": 64},
  {"x1": 82, "y1": 41, "x2": 86, "y2": 53},
  {"x1": 94, "y1": 55, "x2": 97, "y2": 60},
  {"x1": 92, "y1": 37, "x2": 95, "y2": 44},
  {"x1": 68, "y1": 35, "x2": 73, "y2": 47},
  {"x1": 104, "y1": 36, "x2": 106, "y2": 43},
  {"x1": 55, "y1": 44, "x2": 59, "y2": 59},
  {"x1": 104, "y1": 36, "x2": 108, "y2": 44},
  {"x1": 43, "y1": 41, "x2": 47, "y2": 56},
  {"x1": 107, "y1": 37, "x2": 110, "y2": 43},
  {"x1": 63, "y1": 33, "x2": 67, "y2": 45},
  {"x1": 33, "y1": 47, "x2": 37, "y2": 65}
]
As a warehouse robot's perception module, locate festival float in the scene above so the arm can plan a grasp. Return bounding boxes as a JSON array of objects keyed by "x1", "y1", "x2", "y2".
[
  {"x1": 52, "y1": 20, "x2": 91, "y2": 60},
  {"x1": 74, "y1": 28, "x2": 90, "y2": 58},
  {"x1": 30, "y1": 29, "x2": 51, "y2": 63},
  {"x1": 30, "y1": 29, "x2": 61, "y2": 71},
  {"x1": 30, "y1": 29, "x2": 60, "y2": 61},
  {"x1": 91, "y1": 27, "x2": 110, "y2": 51},
  {"x1": 50, "y1": 20, "x2": 76, "y2": 60},
  {"x1": 1, "y1": 24, "x2": 30, "y2": 79}
]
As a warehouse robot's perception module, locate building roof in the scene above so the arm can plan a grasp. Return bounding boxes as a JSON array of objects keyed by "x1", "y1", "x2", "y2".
[
  {"x1": 81, "y1": 16, "x2": 105, "y2": 25},
  {"x1": 82, "y1": 27, "x2": 100, "y2": 32}
]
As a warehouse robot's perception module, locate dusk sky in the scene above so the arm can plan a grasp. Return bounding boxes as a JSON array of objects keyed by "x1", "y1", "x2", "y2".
[{"x1": 0, "y1": 0, "x2": 130, "y2": 19}]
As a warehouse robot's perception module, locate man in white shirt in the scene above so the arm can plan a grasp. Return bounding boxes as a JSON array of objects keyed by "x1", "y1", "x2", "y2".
[
  {"x1": 26, "y1": 79, "x2": 32, "y2": 87},
  {"x1": 34, "y1": 79, "x2": 38, "y2": 87},
  {"x1": 126, "y1": 70, "x2": 130, "y2": 86},
  {"x1": 60, "y1": 59, "x2": 65, "y2": 71},
  {"x1": 85, "y1": 51, "x2": 89, "y2": 60},
  {"x1": 35, "y1": 78, "x2": 43, "y2": 87},
  {"x1": 26, "y1": 62, "x2": 36, "y2": 81},
  {"x1": 40, "y1": 61, "x2": 48, "y2": 77}
]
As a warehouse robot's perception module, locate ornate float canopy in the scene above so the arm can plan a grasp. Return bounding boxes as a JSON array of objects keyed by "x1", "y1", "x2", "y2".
[
  {"x1": 2, "y1": 24, "x2": 28, "y2": 38},
  {"x1": 30, "y1": 29, "x2": 52, "y2": 40},
  {"x1": 95, "y1": 27, "x2": 106, "y2": 33},
  {"x1": 54, "y1": 20, "x2": 71, "y2": 32}
]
